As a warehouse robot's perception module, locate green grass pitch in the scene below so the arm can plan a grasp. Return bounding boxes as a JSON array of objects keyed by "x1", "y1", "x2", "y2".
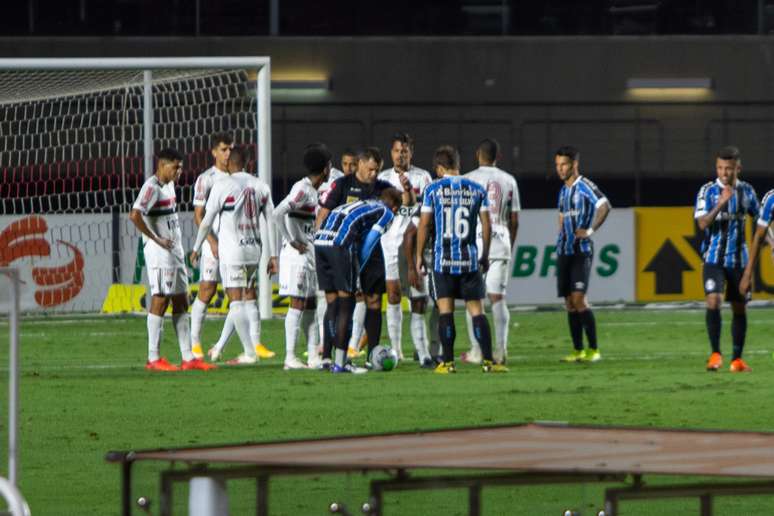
[{"x1": 0, "y1": 307, "x2": 773, "y2": 515}]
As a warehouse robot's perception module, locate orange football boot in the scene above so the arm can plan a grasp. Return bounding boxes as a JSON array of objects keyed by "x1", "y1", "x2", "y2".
[
  {"x1": 146, "y1": 357, "x2": 180, "y2": 371},
  {"x1": 706, "y1": 352, "x2": 722, "y2": 372},
  {"x1": 729, "y1": 358, "x2": 752, "y2": 373},
  {"x1": 181, "y1": 358, "x2": 217, "y2": 371}
]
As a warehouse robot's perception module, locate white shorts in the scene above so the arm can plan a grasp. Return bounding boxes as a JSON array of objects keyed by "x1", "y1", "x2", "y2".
[
  {"x1": 148, "y1": 266, "x2": 188, "y2": 296},
  {"x1": 484, "y1": 259, "x2": 510, "y2": 295},
  {"x1": 219, "y1": 263, "x2": 258, "y2": 289},
  {"x1": 199, "y1": 242, "x2": 220, "y2": 283},
  {"x1": 382, "y1": 237, "x2": 401, "y2": 281},
  {"x1": 279, "y1": 255, "x2": 317, "y2": 299}
]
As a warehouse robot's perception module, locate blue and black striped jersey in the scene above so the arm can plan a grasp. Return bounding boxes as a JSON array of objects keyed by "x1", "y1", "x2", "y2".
[
  {"x1": 758, "y1": 189, "x2": 774, "y2": 230},
  {"x1": 314, "y1": 200, "x2": 394, "y2": 248},
  {"x1": 421, "y1": 176, "x2": 489, "y2": 274},
  {"x1": 556, "y1": 176, "x2": 609, "y2": 256},
  {"x1": 694, "y1": 179, "x2": 759, "y2": 268}
]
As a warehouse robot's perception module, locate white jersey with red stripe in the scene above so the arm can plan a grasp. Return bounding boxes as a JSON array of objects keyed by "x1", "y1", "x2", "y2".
[
  {"x1": 465, "y1": 165, "x2": 521, "y2": 260},
  {"x1": 378, "y1": 166, "x2": 433, "y2": 250},
  {"x1": 199, "y1": 172, "x2": 274, "y2": 266},
  {"x1": 316, "y1": 167, "x2": 344, "y2": 208},
  {"x1": 193, "y1": 165, "x2": 229, "y2": 259},
  {"x1": 277, "y1": 176, "x2": 319, "y2": 246},
  {"x1": 132, "y1": 175, "x2": 185, "y2": 268}
]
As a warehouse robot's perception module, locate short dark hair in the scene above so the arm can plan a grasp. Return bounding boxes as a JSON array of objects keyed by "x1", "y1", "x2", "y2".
[
  {"x1": 477, "y1": 138, "x2": 500, "y2": 163},
  {"x1": 379, "y1": 187, "x2": 402, "y2": 210},
  {"x1": 341, "y1": 147, "x2": 358, "y2": 159},
  {"x1": 555, "y1": 146, "x2": 579, "y2": 161},
  {"x1": 390, "y1": 132, "x2": 414, "y2": 151},
  {"x1": 358, "y1": 146, "x2": 383, "y2": 165},
  {"x1": 158, "y1": 148, "x2": 183, "y2": 162},
  {"x1": 211, "y1": 132, "x2": 233, "y2": 149},
  {"x1": 303, "y1": 143, "x2": 332, "y2": 174},
  {"x1": 433, "y1": 145, "x2": 460, "y2": 171},
  {"x1": 717, "y1": 145, "x2": 741, "y2": 161},
  {"x1": 229, "y1": 145, "x2": 247, "y2": 169}
]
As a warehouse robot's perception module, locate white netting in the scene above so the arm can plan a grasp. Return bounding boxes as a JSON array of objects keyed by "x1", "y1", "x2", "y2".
[{"x1": 0, "y1": 66, "x2": 261, "y2": 313}]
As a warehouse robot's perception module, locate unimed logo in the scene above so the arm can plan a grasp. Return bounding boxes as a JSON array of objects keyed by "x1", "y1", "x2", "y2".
[
  {"x1": 0, "y1": 216, "x2": 85, "y2": 307},
  {"x1": 511, "y1": 244, "x2": 620, "y2": 278}
]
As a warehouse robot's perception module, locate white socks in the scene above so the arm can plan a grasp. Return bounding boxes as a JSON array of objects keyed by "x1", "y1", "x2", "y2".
[
  {"x1": 386, "y1": 303, "x2": 403, "y2": 353},
  {"x1": 349, "y1": 301, "x2": 366, "y2": 351},
  {"x1": 316, "y1": 291, "x2": 327, "y2": 346},
  {"x1": 285, "y1": 307, "x2": 302, "y2": 358},
  {"x1": 410, "y1": 312, "x2": 430, "y2": 362},
  {"x1": 245, "y1": 301, "x2": 261, "y2": 345},
  {"x1": 147, "y1": 313, "x2": 163, "y2": 361},
  {"x1": 491, "y1": 300, "x2": 509, "y2": 359},
  {"x1": 172, "y1": 312, "x2": 194, "y2": 362},
  {"x1": 190, "y1": 297, "x2": 208, "y2": 345},
  {"x1": 465, "y1": 309, "x2": 481, "y2": 354},
  {"x1": 301, "y1": 309, "x2": 318, "y2": 358},
  {"x1": 229, "y1": 301, "x2": 256, "y2": 358},
  {"x1": 213, "y1": 309, "x2": 235, "y2": 354},
  {"x1": 334, "y1": 348, "x2": 346, "y2": 367}
]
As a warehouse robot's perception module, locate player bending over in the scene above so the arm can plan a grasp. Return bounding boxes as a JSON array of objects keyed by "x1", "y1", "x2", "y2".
[
  {"x1": 416, "y1": 145, "x2": 507, "y2": 374},
  {"x1": 695, "y1": 146, "x2": 759, "y2": 372},
  {"x1": 129, "y1": 148, "x2": 215, "y2": 371},
  {"x1": 190, "y1": 146, "x2": 277, "y2": 365},
  {"x1": 554, "y1": 146, "x2": 610, "y2": 363},
  {"x1": 462, "y1": 138, "x2": 521, "y2": 365},
  {"x1": 274, "y1": 144, "x2": 332, "y2": 370},
  {"x1": 314, "y1": 190, "x2": 402, "y2": 373}
]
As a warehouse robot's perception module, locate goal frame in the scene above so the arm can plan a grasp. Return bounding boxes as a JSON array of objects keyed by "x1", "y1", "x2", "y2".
[{"x1": 0, "y1": 57, "x2": 274, "y2": 319}]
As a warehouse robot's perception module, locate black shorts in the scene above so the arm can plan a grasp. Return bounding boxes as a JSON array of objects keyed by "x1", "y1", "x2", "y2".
[
  {"x1": 429, "y1": 269, "x2": 486, "y2": 301},
  {"x1": 315, "y1": 245, "x2": 357, "y2": 293},
  {"x1": 703, "y1": 263, "x2": 749, "y2": 303},
  {"x1": 359, "y1": 243, "x2": 386, "y2": 295},
  {"x1": 557, "y1": 253, "x2": 592, "y2": 298}
]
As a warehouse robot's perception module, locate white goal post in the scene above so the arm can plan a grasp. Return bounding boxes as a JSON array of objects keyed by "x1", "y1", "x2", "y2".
[{"x1": 0, "y1": 57, "x2": 274, "y2": 319}]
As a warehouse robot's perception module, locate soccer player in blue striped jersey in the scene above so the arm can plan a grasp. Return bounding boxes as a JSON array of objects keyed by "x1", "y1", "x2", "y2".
[
  {"x1": 740, "y1": 188, "x2": 774, "y2": 297},
  {"x1": 416, "y1": 145, "x2": 506, "y2": 374},
  {"x1": 695, "y1": 147, "x2": 760, "y2": 372},
  {"x1": 314, "y1": 190, "x2": 402, "y2": 373},
  {"x1": 554, "y1": 146, "x2": 611, "y2": 364}
]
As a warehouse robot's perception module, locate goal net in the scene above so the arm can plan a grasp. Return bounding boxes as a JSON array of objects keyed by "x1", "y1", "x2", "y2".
[{"x1": 0, "y1": 58, "x2": 272, "y2": 316}]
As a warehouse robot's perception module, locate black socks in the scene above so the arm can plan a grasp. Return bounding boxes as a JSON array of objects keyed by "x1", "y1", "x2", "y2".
[
  {"x1": 472, "y1": 314, "x2": 493, "y2": 361},
  {"x1": 579, "y1": 310, "x2": 598, "y2": 350},
  {"x1": 322, "y1": 298, "x2": 339, "y2": 360},
  {"x1": 706, "y1": 308, "x2": 721, "y2": 354},
  {"x1": 439, "y1": 313, "x2": 456, "y2": 363},
  {"x1": 568, "y1": 312, "x2": 583, "y2": 350},
  {"x1": 335, "y1": 297, "x2": 355, "y2": 351},
  {"x1": 732, "y1": 312, "x2": 747, "y2": 360},
  {"x1": 365, "y1": 308, "x2": 382, "y2": 358}
]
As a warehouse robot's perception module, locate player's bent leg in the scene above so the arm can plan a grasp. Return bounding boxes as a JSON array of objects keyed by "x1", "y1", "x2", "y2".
[
  {"x1": 385, "y1": 279, "x2": 404, "y2": 359},
  {"x1": 488, "y1": 293, "x2": 509, "y2": 364},
  {"x1": 145, "y1": 294, "x2": 179, "y2": 371},
  {"x1": 563, "y1": 296, "x2": 584, "y2": 363},
  {"x1": 301, "y1": 297, "x2": 320, "y2": 368},
  {"x1": 224, "y1": 286, "x2": 258, "y2": 365},
  {"x1": 434, "y1": 298, "x2": 457, "y2": 374},
  {"x1": 409, "y1": 297, "x2": 432, "y2": 367},
  {"x1": 730, "y1": 300, "x2": 750, "y2": 372},
  {"x1": 284, "y1": 297, "x2": 309, "y2": 370},
  {"x1": 173, "y1": 293, "x2": 216, "y2": 371},
  {"x1": 348, "y1": 296, "x2": 366, "y2": 357},
  {"x1": 191, "y1": 281, "x2": 217, "y2": 358},
  {"x1": 705, "y1": 293, "x2": 723, "y2": 371}
]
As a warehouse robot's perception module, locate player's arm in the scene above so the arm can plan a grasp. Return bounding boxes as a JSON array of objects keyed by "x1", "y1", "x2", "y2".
[
  {"x1": 740, "y1": 223, "x2": 769, "y2": 294},
  {"x1": 261, "y1": 190, "x2": 279, "y2": 274},
  {"x1": 479, "y1": 209, "x2": 491, "y2": 272},
  {"x1": 273, "y1": 196, "x2": 307, "y2": 254},
  {"x1": 359, "y1": 209, "x2": 394, "y2": 270},
  {"x1": 509, "y1": 212, "x2": 519, "y2": 250},
  {"x1": 398, "y1": 174, "x2": 415, "y2": 206},
  {"x1": 696, "y1": 186, "x2": 732, "y2": 230},
  {"x1": 191, "y1": 188, "x2": 224, "y2": 265},
  {"x1": 128, "y1": 209, "x2": 174, "y2": 251},
  {"x1": 416, "y1": 212, "x2": 432, "y2": 276},
  {"x1": 194, "y1": 205, "x2": 219, "y2": 259},
  {"x1": 403, "y1": 221, "x2": 422, "y2": 290},
  {"x1": 315, "y1": 177, "x2": 343, "y2": 229}
]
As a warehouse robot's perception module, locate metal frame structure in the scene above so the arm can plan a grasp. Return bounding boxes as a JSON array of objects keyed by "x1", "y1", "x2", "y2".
[
  {"x1": 0, "y1": 268, "x2": 20, "y2": 487},
  {"x1": 106, "y1": 423, "x2": 774, "y2": 516},
  {"x1": 0, "y1": 57, "x2": 274, "y2": 318}
]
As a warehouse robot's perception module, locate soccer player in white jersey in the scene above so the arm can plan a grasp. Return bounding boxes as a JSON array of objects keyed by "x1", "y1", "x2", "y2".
[
  {"x1": 462, "y1": 138, "x2": 521, "y2": 365},
  {"x1": 188, "y1": 135, "x2": 229, "y2": 355},
  {"x1": 378, "y1": 133, "x2": 432, "y2": 361},
  {"x1": 129, "y1": 148, "x2": 216, "y2": 371},
  {"x1": 274, "y1": 144, "x2": 332, "y2": 369},
  {"x1": 191, "y1": 146, "x2": 277, "y2": 365}
]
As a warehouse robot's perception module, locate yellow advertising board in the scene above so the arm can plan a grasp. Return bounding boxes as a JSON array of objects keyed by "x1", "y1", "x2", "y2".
[{"x1": 636, "y1": 207, "x2": 774, "y2": 302}]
